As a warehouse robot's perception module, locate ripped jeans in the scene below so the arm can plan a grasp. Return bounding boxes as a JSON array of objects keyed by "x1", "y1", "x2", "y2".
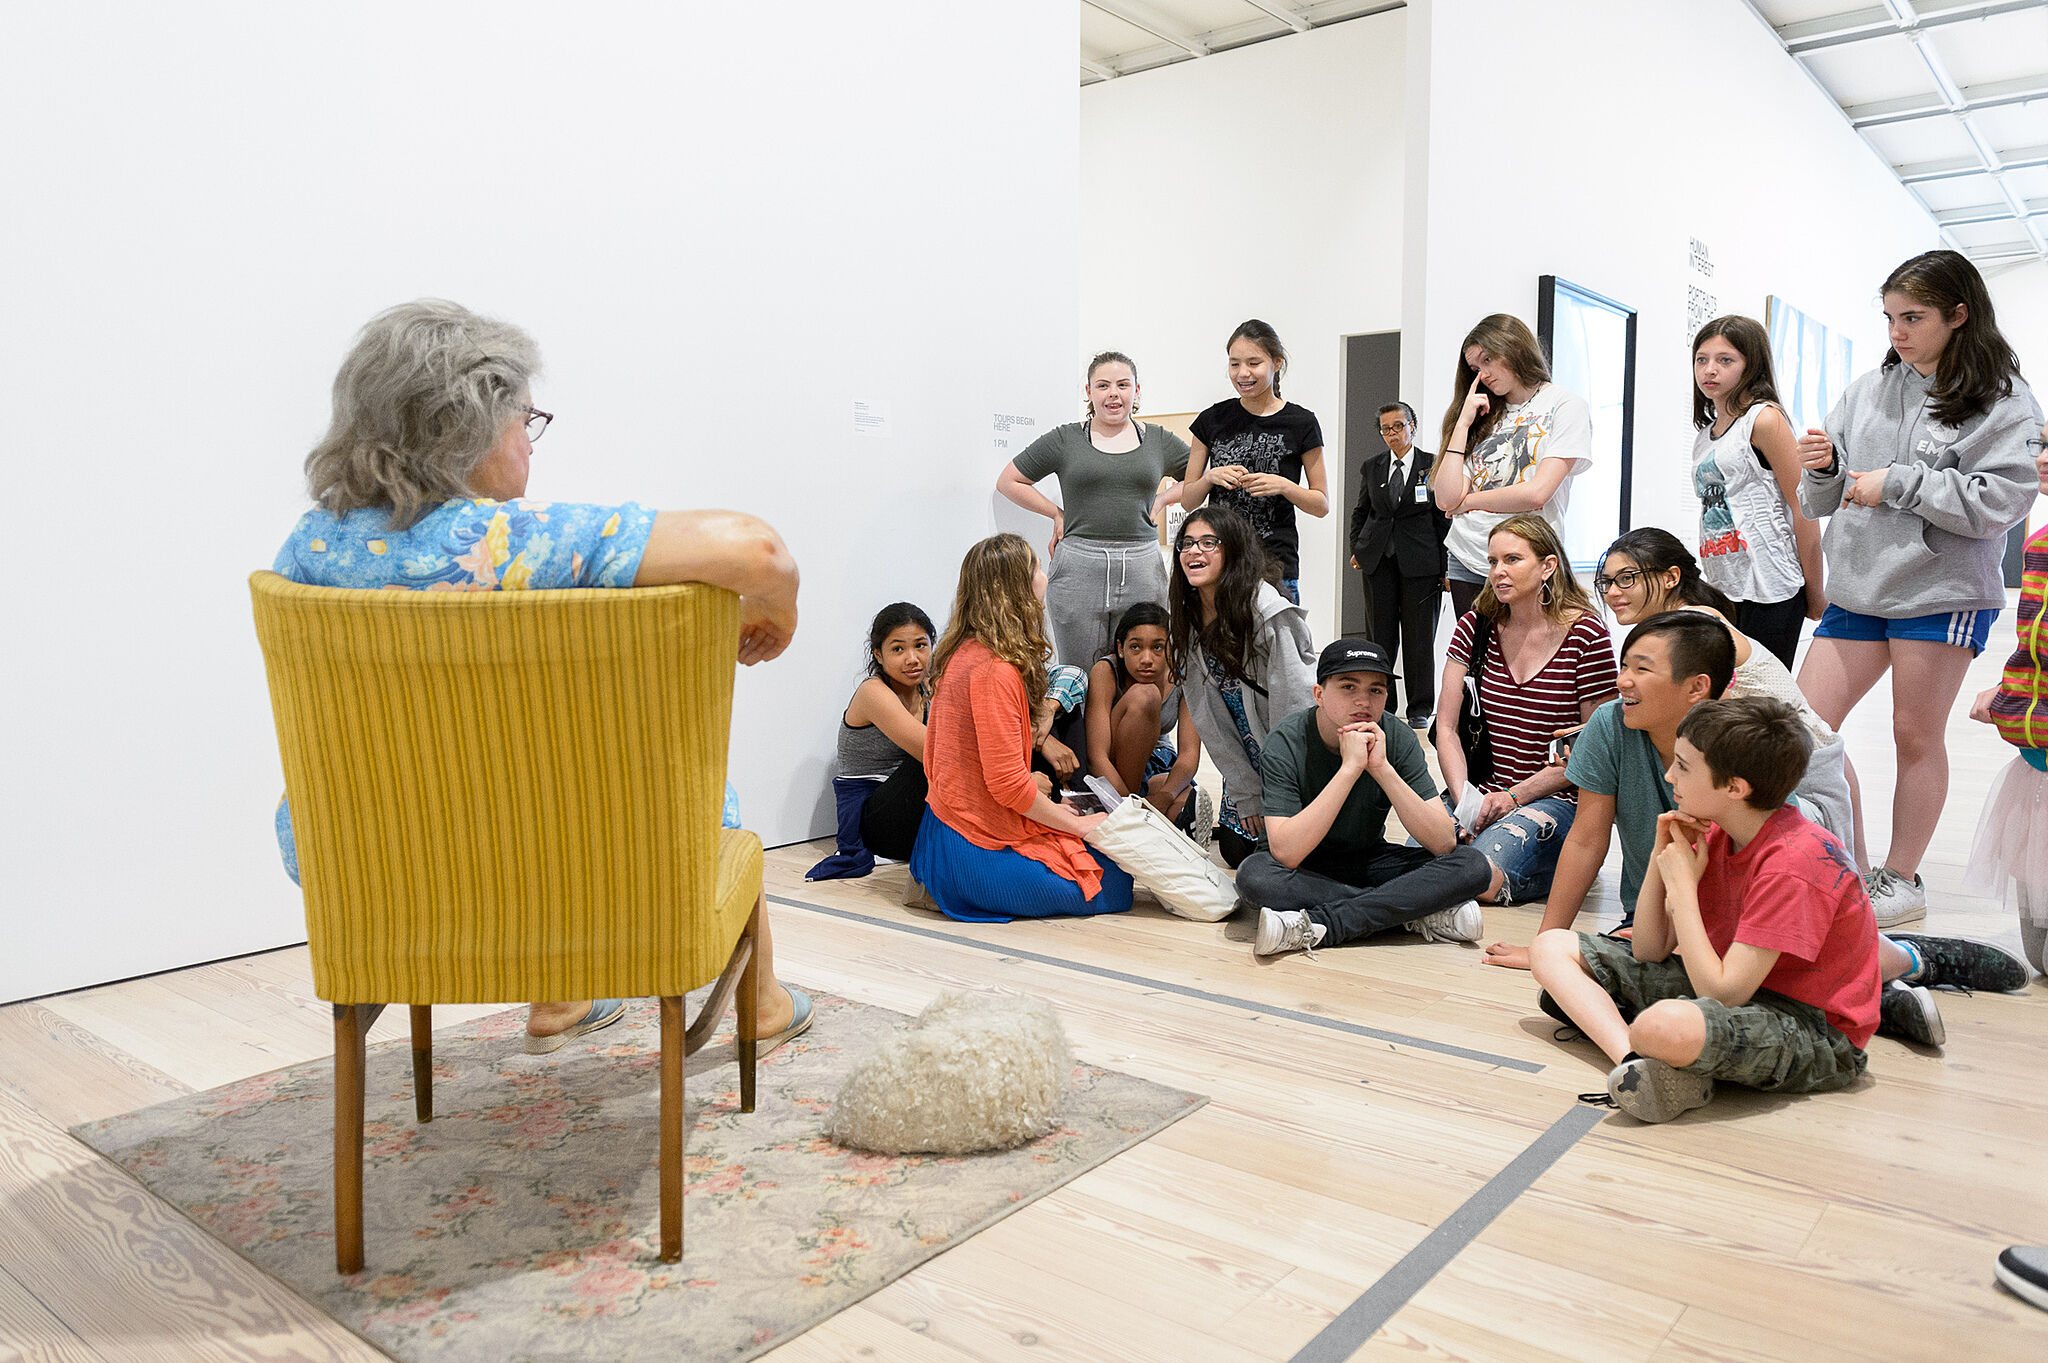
[{"x1": 1465, "y1": 792, "x2": 1578, "y2": 905}]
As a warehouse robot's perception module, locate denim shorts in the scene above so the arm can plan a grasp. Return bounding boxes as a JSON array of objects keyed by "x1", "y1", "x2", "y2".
[
  {"x1": 1813, "y1": 604, "x2": 1997, "y2": 655},
  {"x1": 1577, "y1": 932, "x2": 1866, "y2": 1093},
  {"x1": 1464, "y1": 792, "x2": 1577, "y2": 905}
]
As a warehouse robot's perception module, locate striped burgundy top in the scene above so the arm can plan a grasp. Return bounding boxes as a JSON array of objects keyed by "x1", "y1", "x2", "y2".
[{"x1": 1448, "y1": 610, "x2": 1618, "y2": 793}]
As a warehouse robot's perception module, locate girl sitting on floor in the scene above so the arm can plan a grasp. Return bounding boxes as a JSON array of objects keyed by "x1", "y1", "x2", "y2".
[
  {"x1": 908, "y1": 534, "x2": 1134, "y2": 922},
  {"x1": 808, "y1": 603, "x2": 934, "y2": 878},
  {"x1": 1084, "y1": 602, "x2": 1203, "y2": 831}
]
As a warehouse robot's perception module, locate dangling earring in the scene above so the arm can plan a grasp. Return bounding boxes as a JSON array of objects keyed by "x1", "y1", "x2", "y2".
[{"x1": 1540, "y1": 575, "x2": 1555, "y2": 607}]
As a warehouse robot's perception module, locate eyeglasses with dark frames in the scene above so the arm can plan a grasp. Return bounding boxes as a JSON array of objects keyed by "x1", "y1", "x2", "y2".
[
  {"x1": 524, "y1": 406, "x2": 554, "y2": 442},
  {"x1": 1178, "y1": 534, "x2": 1225, "y2": 555},
  {"x1": 1592, "y1": 567, "x2": 1644, "y2": 595}
]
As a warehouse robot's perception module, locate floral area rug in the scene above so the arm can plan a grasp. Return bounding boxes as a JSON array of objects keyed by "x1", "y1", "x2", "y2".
[{"x1": 72, "y1": 988, "x2": 1205, "y2": 1362}]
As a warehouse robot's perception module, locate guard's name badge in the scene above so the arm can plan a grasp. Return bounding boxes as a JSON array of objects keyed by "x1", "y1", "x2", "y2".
[{"x1": 1414, "y1": 483, "x2": 1430, "y2": 504}]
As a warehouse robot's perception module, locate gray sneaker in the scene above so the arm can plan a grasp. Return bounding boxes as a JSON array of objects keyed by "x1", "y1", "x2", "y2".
[
  {"x1": 1405, "y1": 899, "x2": 1483, "y2": 944},
  {"x1": 1887, "y1": 932, "x2": 2029, "y2": 993},
  {"x1": 1878, "y1": 979, "x2": 1945, "y2": 1046},
  {"x1": 1254, "y1": 907, "x2": 1325, "y2": 957},
  {"x1": 1605, "y1": 1056, "x2": 1714, "y2": 1123},
  {"x1": 1995, "y1": 1246, "x2": 2048, "y2": 1313},
  {"x1": 1191, "y1": 786, "x2": 1215, "y2": 850},
  {"x1": 1865, "y1": 867, "x2": 1928, "y2": 928}
]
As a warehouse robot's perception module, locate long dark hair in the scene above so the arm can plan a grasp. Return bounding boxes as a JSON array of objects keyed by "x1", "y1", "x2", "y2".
[
  {"x1": 865, "y1": 601, "x2": 934, "y2": 681},
  {"x1": 1692, "y1": 315, "x2": 1781, "y2": 429},
  {"x1": 1881, "y1": 250, "x2": 2022, "y2": 426},
  {"x1": 1169, "y1": 506, "x2": 1274, "y2": 684},
  {"x1": 1600, "y1": 528, "x2": 1737, "y2": 618},
  {"x1": 1439, "y1": 313, "x2": 1551, "y2": 455},
  {"x1": 1228, "y1": 319, "x2": 1289, "y2": 400}
]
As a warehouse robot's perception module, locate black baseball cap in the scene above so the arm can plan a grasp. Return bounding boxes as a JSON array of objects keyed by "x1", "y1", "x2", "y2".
[{"x1": 1317, "y1": 638, "x2": 1394, "y2": 683}]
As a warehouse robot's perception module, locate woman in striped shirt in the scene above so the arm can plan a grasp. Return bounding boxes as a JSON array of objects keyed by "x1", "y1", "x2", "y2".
[{"x1": 1433, "y1": 514, "x2": 1618, "y2": 906}]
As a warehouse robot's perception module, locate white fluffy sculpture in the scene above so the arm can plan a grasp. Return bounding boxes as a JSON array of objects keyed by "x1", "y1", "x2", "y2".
[{"x1": 826, "y1": 991, "x2": 1072, "y2": 1156}]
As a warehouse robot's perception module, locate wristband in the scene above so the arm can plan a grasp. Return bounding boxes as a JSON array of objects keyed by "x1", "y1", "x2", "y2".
[
  {"x1": 1506, "y1": 789, "x2": 1522, "y2": 809},
  {"x1": 1446, "y1": 448, "x2": 1466, "y2": 456}
]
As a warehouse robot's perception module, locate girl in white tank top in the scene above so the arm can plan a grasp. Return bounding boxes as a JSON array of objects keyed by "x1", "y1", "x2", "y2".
[{"x1": 1688, "y1": 317, "x2": 1824, "y2": 668}]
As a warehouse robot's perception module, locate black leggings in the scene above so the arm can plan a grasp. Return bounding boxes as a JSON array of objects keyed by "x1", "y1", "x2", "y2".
[
  {"x1": 1734, "y1": 589, "x2": 1807, "y2": 670},
  {"x1": 858, "y1": 749, "x2": 1072, "y2": 862}
]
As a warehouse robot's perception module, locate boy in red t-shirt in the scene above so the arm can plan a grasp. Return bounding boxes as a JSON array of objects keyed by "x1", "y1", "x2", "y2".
[{"x1": 1529, "y1": 696, "x2": 1881, "y2": 1122}]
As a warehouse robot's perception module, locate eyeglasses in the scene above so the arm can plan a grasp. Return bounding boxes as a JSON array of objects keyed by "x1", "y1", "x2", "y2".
[
  {"x1": 524, "y1": 406, "x2": 553, "y2": 442},
  {"x1": 1178, "y1": 535, "x2": 1224, "y2": 555},
  {"x1": 1592, "y1": 567, "x2": 1643, "y2": 594},
  {"x1": 1378, "y1": 423, "x2": 1409, "y2": 435}
]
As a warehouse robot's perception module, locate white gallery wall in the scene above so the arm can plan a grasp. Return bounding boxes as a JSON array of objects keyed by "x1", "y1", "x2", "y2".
[
  {"x1": 0, "y1": 2, "x2": 1079, "y2": 1002},
  {"x1": 1990, "y1": 260, "x2": 2048, "y2": 423},
  {"x1": 1078, "y1": 10, "x2": 1409, "y2": 643},
  {"x1": 1405, "y1": 0, "x2": 1939, "y2": 551}
]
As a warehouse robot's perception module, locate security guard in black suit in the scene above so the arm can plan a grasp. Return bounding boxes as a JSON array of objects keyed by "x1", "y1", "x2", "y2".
[{"x1": 1347, "y1": 401, "x2": 1451, "y2": 727}]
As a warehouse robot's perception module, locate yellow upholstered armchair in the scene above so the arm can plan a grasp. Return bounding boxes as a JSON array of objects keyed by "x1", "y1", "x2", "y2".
[{"x1": 249, "y1": 572, "x2": 763, "y2": 1272}]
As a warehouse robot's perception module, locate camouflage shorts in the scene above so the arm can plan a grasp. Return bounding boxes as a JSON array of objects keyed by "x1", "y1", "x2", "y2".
[{"x1": 1576, "y1": 932, "x2": 1866, "y2": 1094}]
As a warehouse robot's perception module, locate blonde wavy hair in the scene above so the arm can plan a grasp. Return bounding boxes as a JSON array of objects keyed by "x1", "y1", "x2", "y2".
[
  {"x1": 1474, "y1": 514, "x2": 1594, "y2": 626},
  {"x1": 303, "y1": 299, "x2": 538, "y2": 531},
  {"x1": 932, "y1": 534, "x2": 1052, "y2": 704}
]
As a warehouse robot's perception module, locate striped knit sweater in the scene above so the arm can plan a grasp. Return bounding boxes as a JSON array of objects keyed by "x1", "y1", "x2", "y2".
[{"x1": 1990, "y1": 523, "x2": 2048, "y2": 752}]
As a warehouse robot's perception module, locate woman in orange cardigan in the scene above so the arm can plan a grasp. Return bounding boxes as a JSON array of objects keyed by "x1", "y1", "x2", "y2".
[{"x1": 909, "y1": 534, "x2": 1135, "y2": 921}]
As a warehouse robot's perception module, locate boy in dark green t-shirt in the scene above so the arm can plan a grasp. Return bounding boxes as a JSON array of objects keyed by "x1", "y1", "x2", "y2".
[{"x1": 1241, "y1": 640, "x2": 1494, "y2": 956}]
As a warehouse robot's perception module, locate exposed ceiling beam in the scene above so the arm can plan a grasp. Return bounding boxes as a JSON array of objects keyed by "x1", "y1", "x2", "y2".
[
  {"x1": 1848, "y1": 73, "x2": 2048, "y2": 126},
  {"x1": 1082, "y1": 0, "x2": 1211, "y2": 56},
  {"x1": 1897, "y1": 143, "x2": 2048, "y2": 182},
  {"x1": 1778, "y1": 0, "x2": 2048, "y2": 54},
  {"x1": 1933, "y1": 195, "x2": 2048, "y2": 226},
  {"x1": 1237, "y1": 0, "x2": 1312, "y2": 32}
]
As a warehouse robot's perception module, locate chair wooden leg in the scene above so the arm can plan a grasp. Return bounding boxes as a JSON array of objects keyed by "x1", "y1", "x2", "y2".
[
  {"x1": 659, "y1": 995, "x2": 685, "y2": 1264},
  {"x1": 409, "y1": 1005, "x2": 433, "y2": 1124},
  {"x1": 737, "y1": 889, "x2": 762, "y2": 1114},
  {"x1": 333, "y1": 1004, "x2": 371, "y2": 1275}
]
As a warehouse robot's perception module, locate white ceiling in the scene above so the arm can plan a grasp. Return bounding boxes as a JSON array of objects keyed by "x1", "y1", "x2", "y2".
[{"x1": 1079, "y1": 0, "x2": 2048, "y2": 265}]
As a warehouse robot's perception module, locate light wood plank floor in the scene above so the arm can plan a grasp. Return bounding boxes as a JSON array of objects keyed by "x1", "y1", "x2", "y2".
[{"x1": 4, "y1": 615, "x2": 2045, "y2": 1362}]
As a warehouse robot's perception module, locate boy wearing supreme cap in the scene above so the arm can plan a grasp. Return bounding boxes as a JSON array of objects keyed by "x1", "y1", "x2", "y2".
[{"x1": 1239, "y1": 639, "x2": 1494, "y2": 956}]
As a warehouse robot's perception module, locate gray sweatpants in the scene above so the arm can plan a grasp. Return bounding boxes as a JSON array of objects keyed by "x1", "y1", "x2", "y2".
[{"x1": 1044, "y1": 535, "x2": 1171, "y2": 668}]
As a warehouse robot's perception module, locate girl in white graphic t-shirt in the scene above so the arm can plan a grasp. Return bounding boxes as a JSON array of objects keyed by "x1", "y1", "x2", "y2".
[
  {"x1": 1432, "y1": 314, "x2": 1595, "y2": 621},
  {"x1": 1689, "y1": 315, "x2": 1824, "y2": 670}
]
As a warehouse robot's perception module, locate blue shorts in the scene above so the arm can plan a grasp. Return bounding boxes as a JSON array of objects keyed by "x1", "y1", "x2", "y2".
[{"x1": 1813, "y1": 604, "x2": 1997, "y2": 655}]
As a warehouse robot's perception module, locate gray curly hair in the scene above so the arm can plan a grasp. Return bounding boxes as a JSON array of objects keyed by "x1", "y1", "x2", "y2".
[{"x1": 304, "y1": 299, "x2": 541, "y2": 530}]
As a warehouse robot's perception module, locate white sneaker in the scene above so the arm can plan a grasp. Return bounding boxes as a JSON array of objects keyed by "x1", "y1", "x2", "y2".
[
  {"x1": 1406, "y1": 899, "x2": 1483, "y2": 944},
  {"x1": 1866, "y1": 868, "x2": 1928, "y2": 928},
  {"x1": 1254, "y1": 906, "x2": 1325, "y2": 957}
]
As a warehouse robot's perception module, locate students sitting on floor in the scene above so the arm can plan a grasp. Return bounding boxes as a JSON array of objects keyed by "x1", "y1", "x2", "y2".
[
  {"x1": 1240, "y1": 639, "x2": 1494, "y2": 957},
  {"x1": 1529, "y1": 697, "x2": 1880, "y2": 1123},
  {"x1": 1506, "y1": 611, "x2": 2024, "y2": 1043},
  {"x1": 1084, "y1": 602, "x2": 1203, "y2": 832},
  {"x1": 908, "y1": 533, "x2": 1134, "y2": 922}
]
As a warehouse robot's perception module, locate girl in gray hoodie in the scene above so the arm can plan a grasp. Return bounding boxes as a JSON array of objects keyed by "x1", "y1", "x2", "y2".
[
  {"x1": 1794, "y1": 249, "x2": 2042, "y2": 928},
  {"x1": 1169, "y1": 506, "x2": 1318, "y2": 868}
]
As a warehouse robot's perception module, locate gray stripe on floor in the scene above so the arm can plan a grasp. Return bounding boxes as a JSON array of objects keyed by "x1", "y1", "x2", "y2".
[
  {"x1": 768, "y1": 893, "x2": 1544, "y2": 1073},
  {"x1": 1288, "y1": 1102, "x2": 1607, "y2": 1362}
]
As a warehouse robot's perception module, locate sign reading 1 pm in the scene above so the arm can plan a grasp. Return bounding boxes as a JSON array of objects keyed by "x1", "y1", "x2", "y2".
[{"x1": 992, "y1": 412, "x2": 1038, "y2": 458}]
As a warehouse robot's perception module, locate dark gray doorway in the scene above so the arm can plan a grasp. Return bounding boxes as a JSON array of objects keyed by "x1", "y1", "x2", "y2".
[{"x1": 1339, "y1": 331, "x2": 1403, "y2": 637}]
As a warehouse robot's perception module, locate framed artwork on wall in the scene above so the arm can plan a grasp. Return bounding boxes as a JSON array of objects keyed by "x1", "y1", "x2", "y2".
[
  {"x1": 1765, "y1": 295, "x2": 1856, "y2": 436},
  {"x1": 1538, "y1": 275, "x2": 1637, "y2": 571}
]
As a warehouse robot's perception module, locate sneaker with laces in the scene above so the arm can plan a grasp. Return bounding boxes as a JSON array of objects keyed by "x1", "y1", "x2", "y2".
[
  {"x1": 1405, "y1": 899, "x2": 1483, "y2": 943},
  {"x1": 1888, "y1": 932, "x2": 2029, "y2": 993},
  {"x1": 1254, "y1": 906, "x2": 1325, "y2": 957},
  {"x1": 1865, "y1": 867, "x2": 1928, "y2": 928},
  {"x1": 1604, "y1": 1055, "x2": 1714, "y2": 1123},
  {"x1": 1877, "y1": 979, "x2": 1945, "y2": 1046}
]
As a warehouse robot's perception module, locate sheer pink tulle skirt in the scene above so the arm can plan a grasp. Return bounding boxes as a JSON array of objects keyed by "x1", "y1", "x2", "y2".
[{"x1": 1966, "y1": 753, "x2": 2048, "y2": 924}]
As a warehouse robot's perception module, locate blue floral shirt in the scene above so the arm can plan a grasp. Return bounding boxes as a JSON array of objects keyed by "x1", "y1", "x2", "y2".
[
  {"x1": 274, "y1": 497, "x2": 656, "y2": 591},
  {"x1": 271, "y1": 497, "x2": 740, "y2": 883}
]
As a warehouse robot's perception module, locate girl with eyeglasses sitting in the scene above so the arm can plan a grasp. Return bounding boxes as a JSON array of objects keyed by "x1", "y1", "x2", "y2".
[{"x1": 1168, "y1": 506, "x2": 1318, "y2": 868}]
